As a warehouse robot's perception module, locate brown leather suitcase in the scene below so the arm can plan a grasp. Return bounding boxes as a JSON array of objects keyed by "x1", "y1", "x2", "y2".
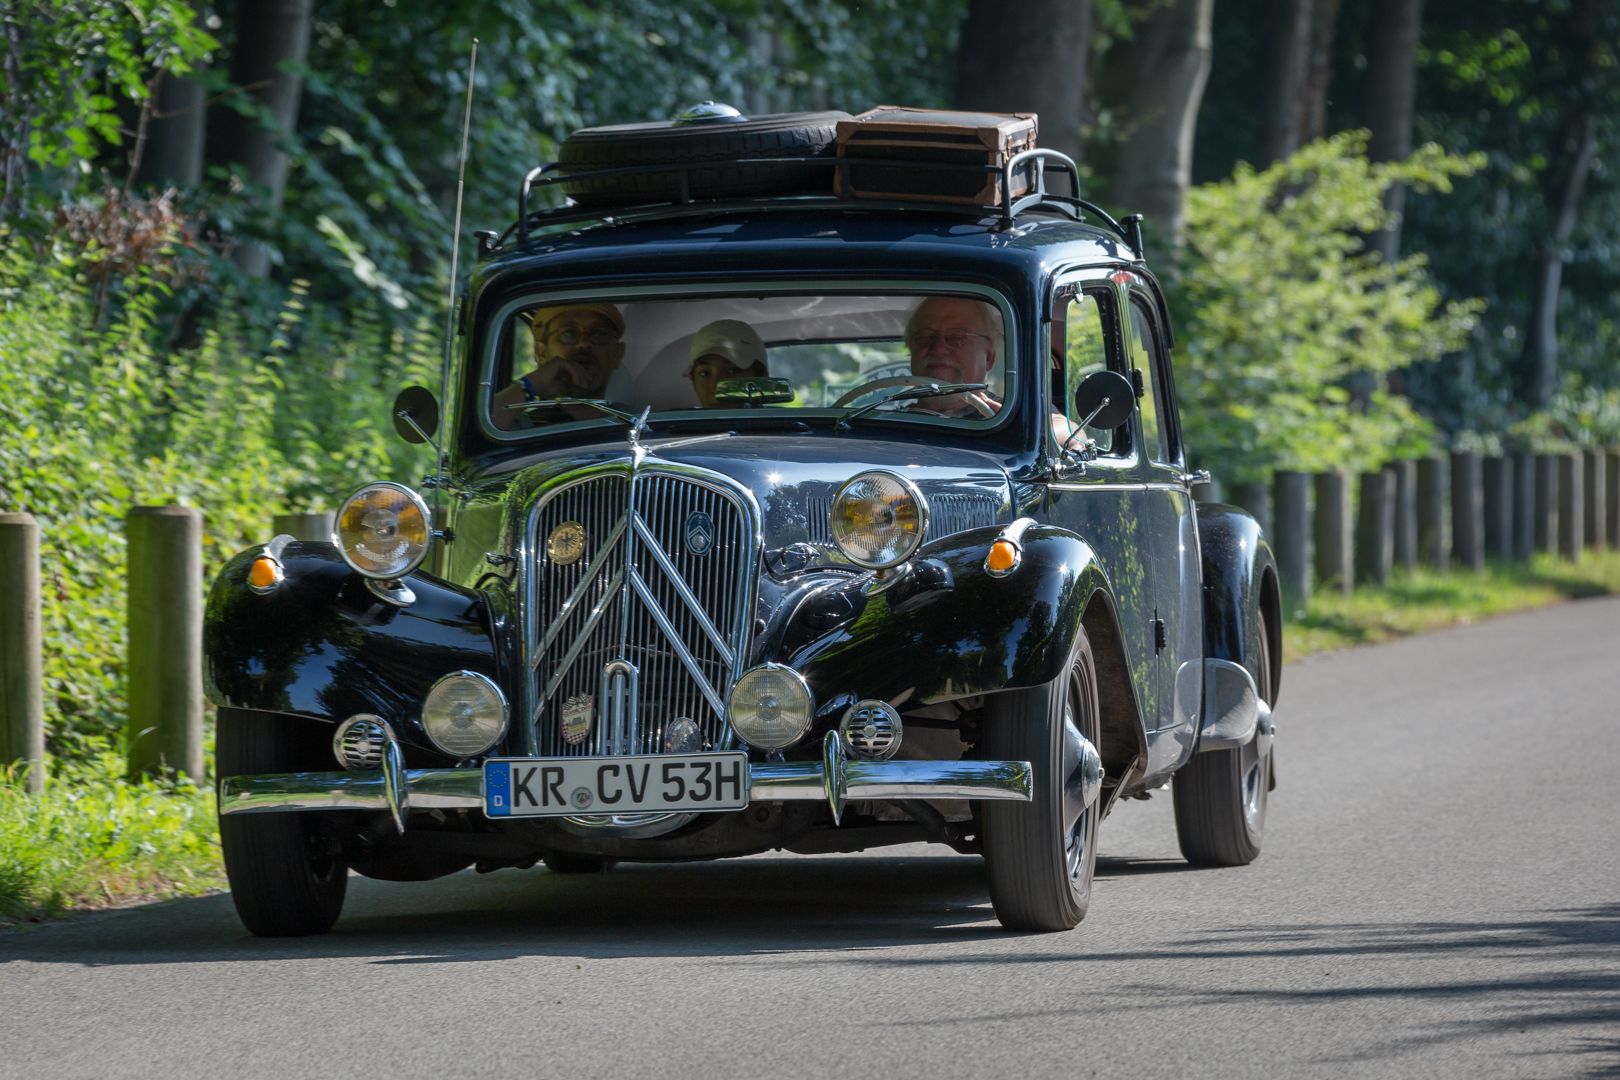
[{"x1": 833, "y1": 107, "x2": 1039, "y2": 206}]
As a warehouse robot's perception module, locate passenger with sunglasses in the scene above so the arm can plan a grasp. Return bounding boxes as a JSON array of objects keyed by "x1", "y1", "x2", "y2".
[
  {"x1": 903, "y1": 297, "x2": 1003, "y2": 418},
  {"x1": 493, "y1": 304, "x2": 632, "y2": 430}
]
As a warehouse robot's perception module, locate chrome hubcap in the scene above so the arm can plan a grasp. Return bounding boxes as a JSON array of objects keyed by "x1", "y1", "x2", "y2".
[{"x1": 1061, "y1": 683, "x2": 1103, "y2": 885}]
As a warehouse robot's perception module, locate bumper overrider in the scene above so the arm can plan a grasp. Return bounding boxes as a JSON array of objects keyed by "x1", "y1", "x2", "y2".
[{"x1": 219, "y1": 731, "x2": 1032, "y2": 830}]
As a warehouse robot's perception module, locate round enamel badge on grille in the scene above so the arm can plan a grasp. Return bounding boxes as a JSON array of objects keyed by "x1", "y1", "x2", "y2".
[{"x1": 547, "y1": 521, "x2": 587, "y2": 565}]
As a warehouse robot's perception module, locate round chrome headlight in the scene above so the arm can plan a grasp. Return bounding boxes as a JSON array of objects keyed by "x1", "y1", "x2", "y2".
[
  {"x1": 727, "y1": 664, "x2": 815, "y2": 751},
  {"x1": 334, "y1": 482, "x2": 432, "y2": 579},
  {"x1": 830, "y1": 471, "x2": 929, "y2": 569},
  {"x1": 421, "y1": 671, "x2": 509, "y2": 758}
]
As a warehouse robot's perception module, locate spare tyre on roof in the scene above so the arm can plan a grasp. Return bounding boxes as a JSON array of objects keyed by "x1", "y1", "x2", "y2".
[{"x1": 557, "y1": 102, "x2": 850, "y2": 208}]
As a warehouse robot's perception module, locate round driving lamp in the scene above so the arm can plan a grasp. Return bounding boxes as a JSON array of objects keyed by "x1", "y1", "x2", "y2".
[
  {"x1": 829, "y1": 471, "x2": 929, "y2": 569},
  {"x1": 334, "y1": 482, "x2": 432, "y2": 579},
  {"x1": 727, "y1": 664, "x2": 815, "y2": 751},
  {"x1": 421, "y1": 671, "x2": 509, "y2": 758}
]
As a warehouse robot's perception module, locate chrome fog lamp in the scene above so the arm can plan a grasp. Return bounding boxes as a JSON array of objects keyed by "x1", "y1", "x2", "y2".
[
  {"x1": 334, "y1": 482, "x2": 432, "y2": 579},
  {"x1": 830, "y1": 471, "x2": 928, "y2": 569},
  {"x1": 727, "y1": 664, "x2": 815, "y2": 751},
  {"x1": 421, "y1": 671, "x2": 509, "y2": 758}
]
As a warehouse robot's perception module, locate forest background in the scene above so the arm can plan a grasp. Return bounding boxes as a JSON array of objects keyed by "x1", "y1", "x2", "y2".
[{"x1": 2, "y1": 0, "x2": 1618, "y2": 759}]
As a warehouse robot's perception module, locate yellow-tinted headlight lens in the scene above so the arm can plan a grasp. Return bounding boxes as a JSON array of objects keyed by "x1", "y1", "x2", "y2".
[
  {"x1": 728, "y1": 664, "x2": 815, "y2": 751},
  {"x1": 422, "y1": 672, "x2": 509, "y2": 758},
  {"x1": 335, "y1": 482, "x2": 432, "y2": 579},
  {"x1": 830, "y1": 471, "x2": 929, "y2": 569}
]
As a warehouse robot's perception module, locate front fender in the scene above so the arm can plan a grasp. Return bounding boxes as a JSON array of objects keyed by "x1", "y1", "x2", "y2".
[
  {"x1": 1196, "y1": 503, "x2": 1282, "y2": 706},
  {"x1": 786, "y1": 526, "x2": 1111, "y2": 720},
  {"x1": 204, "y1": 542, "x2": 502, "y2": 751}
]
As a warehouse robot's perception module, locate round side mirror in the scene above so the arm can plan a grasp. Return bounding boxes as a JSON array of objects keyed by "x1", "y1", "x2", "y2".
[
  {"x1": 393, "y1": 386, "x2": 440, "y2": 445},
  {"x1": 1073, "y1": 370, "x2": 1134, "y2": 432}
]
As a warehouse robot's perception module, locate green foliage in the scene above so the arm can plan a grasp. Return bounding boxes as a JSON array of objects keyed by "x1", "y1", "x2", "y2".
[
  {"x1": 0, "y1": 241, "x2": 431, "y2": 754},
  {"x1": 0, "y1": 750, "x2": 223, "y2": 924},
  {"x1": 1169, "y1": 133, "x2": 1484, "y2": 483}
]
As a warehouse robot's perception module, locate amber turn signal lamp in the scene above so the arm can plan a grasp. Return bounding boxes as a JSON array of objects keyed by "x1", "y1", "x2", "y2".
[
  {"x1": 249, "y1": 556, "x2": 283, "y2": 593},
  {"x1": 986, "y1": 539, "x2": 1019, "y2": 574}
]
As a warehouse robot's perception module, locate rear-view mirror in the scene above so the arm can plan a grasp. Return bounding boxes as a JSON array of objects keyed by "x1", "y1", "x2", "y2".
[{"x1": 714, "y1": 376, "x2": 796, "y2": 407}]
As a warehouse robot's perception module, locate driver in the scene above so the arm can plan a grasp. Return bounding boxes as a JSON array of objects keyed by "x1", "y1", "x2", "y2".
[
  {"x1": 687, "y1": 319, "x2": 769, "y2": 408},
  {"x1": 492, "y1": 303, "x2": 632, "y2": 430},
  {"x1": 903, "y1": 297, "x2": 1003, "y2": 417}
]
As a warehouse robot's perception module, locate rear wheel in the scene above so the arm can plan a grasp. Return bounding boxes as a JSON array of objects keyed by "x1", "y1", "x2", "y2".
[
  {"x1": 1173, "y1": 610, "x2": 1276, "y2": 866},
  {"x1": 217, "y1": 708, "x2": 347, "y2": 937},
  {"x1": 982, "y1": 630, "x2": 1104, "y2": 931}
]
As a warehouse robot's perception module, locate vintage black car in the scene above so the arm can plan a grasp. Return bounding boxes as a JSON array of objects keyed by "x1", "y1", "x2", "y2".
[{"x1": 206, "y1": 107, "x2": 1281, "y2": 937}]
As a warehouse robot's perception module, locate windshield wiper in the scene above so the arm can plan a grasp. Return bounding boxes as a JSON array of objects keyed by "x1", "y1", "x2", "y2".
[
  {"x1": 504, "y1": 398, "x2": 642, "y2": 425},
  {"x1": 834, "y1": 383, "x2": 990, "y2": 431}
]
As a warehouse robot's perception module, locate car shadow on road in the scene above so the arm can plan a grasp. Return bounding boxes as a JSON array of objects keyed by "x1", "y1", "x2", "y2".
[{"x1": 0, "y1": 851, "x2": 1041, "y2": 966}]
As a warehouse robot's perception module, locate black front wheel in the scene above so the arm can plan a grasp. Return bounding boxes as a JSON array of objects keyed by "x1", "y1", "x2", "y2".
[
  {"x1": 981, "y1": 629, "x2": 1105, "y2": 931},
  {"x1": 217, "y1": 708, "x2": 347, "y2": 937}
]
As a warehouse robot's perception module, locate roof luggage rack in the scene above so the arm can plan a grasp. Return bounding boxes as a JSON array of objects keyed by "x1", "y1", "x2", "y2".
[{"x1": 489, "y1": 149, "x2": 1138, "y2": 257}]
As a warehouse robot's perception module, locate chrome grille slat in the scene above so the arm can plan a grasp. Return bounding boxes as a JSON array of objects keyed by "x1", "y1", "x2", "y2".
[{"x1": 525, "y1": 462, "x2": 758, "y2": 758}]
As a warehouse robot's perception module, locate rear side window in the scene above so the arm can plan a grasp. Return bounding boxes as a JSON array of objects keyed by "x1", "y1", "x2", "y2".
[{"x1": 1128, "y1": 296, "x2": 1172, "y2": 464}]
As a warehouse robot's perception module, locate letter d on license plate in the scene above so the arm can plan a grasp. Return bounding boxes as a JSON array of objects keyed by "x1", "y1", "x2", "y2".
[{"x1": 484, "y1": 753, "x2": 748, "y2": 817}]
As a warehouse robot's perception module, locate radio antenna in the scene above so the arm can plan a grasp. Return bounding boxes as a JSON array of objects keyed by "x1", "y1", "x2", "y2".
[{"x1": 435, "y1": 38, "x2": 478, "y2": 534}]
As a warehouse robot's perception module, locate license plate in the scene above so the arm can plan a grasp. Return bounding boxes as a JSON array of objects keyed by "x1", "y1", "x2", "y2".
[{"x1": 483, "y1": 753, "x2": 748, "y2": 818}]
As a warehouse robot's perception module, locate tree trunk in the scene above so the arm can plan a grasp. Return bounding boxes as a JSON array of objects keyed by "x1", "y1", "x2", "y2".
[
  {"x1": 1298, "y1": 0, "x2": 1342, "y2": 143},
  {"x1": 1090, "y1": 0, "x2": 1214, "y2": 251},
  {"x1": 219, "y1": 0, "x2": 313, "y2": 277},
  {"x1": 1258, "y1": 0, "x2": 1313, "y2": 164},
  {"x1": 1360, "y1": 0, "x2": 1423, "y2": 260},
  {"x1": 955, "y1": 0, "x2": 1095, "y2": 165},
  {"x1": 1521, "y1": 113, "x2": 1598, "y2": 407},
  {"x1": 135, "y1": 68, "x2": 206, "y2": 189}
]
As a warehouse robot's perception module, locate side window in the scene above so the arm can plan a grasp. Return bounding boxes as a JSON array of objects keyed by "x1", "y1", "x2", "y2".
[
  {"x1": 1129, "y1": 296, "x2": 1172, "y2": 464},
  {"x1": 1054, "y1": 290, "x2": 1124, "y2": 454}
]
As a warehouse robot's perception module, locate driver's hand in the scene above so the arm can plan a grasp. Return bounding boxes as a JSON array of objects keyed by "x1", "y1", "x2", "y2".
[{"x1": 528, "y1": 356, "x2": 593, "y2": 398}]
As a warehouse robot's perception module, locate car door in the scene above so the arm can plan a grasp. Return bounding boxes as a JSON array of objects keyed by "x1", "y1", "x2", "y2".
[
  {"x1": 1126, "y1": 287, "x2": 1201, "y2": 761},
  {"x1": 1042, "y1": 278, "x2": 1159, "y2": 742}
]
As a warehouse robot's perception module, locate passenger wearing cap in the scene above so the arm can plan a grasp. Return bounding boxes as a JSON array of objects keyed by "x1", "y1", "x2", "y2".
[
  {"x1": 687, "y1": 319, "x2": 769, "y2": 408},
  {"x1": 492, "y1": 303, "x2": 632, "y2": 430}
]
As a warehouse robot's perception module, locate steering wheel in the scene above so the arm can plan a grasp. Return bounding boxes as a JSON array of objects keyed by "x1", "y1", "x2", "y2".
[{"x1": 831, "y1": 375, "x2": 997, "y2": 417}]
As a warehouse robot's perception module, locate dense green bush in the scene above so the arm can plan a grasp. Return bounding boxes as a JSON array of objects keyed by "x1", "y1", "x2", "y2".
[
  {"x1": 0, "y1": 243, "x2": 433, "y2": 755},
  {"x1": 1169, "y1": 133, "x2": 1486, "y2": 484}
]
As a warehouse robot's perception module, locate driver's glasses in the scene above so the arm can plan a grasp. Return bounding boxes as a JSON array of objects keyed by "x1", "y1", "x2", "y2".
[
  {"x1": 908, "y1": 329, "x2": 989, "y2": 352},
  {"x1": 551, "y1": 326, "x2": 618, "y2": 347}
]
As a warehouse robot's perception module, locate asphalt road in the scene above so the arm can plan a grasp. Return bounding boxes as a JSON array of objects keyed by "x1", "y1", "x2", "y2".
[{"x1": 3, "y1": 598, "x2": 1618, "y2": 1080}]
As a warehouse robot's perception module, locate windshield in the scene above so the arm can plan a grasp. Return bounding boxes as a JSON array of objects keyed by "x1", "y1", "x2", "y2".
[{"x1": 482, "y1": 290, "x2": 1014, "y2": 437}]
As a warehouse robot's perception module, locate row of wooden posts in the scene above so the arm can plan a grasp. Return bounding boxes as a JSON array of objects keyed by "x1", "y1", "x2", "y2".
[
  {"x1": 0, "y1": 509, "x2": 332, "y2": 794},
  {"x1": 1201, "y1": 449, "x2": 1620, "y2": 611}
]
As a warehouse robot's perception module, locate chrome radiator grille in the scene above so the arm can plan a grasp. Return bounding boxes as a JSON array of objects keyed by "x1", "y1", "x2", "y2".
[{"x1": 525, "y1": 464, "x2": 757, "y2": 758}]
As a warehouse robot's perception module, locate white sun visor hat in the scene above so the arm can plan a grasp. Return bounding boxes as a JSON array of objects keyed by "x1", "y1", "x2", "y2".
[{"x1": 688, "y1": 319, "x2": 768, "y2": 373}]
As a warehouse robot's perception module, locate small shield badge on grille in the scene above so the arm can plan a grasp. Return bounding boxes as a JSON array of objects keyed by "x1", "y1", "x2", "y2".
[
  {"x1": 561, "y1": 693, "x2": 593, "y2": 745},
  {"x1": 684, "y1": 511, "x2": 714, "y2": 556}
]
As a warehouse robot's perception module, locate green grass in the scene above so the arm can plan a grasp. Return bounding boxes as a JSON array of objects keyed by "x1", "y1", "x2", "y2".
[
  {"x1": 1285, "y1": 549, "x2": 1620, "y2": 659},
  {"x1": 0, "y1": 751, "x2": 224, "y2": 927}
]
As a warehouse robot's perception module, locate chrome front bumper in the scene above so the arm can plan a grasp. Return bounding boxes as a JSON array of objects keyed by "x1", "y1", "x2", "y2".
[{"x1": 218, "y1": 732, "x2": 1032, "y2": 828}]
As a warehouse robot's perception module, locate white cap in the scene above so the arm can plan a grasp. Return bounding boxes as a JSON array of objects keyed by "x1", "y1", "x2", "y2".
[{"x1": 688, "y1": 319, "x2": 767, "y2": 373}]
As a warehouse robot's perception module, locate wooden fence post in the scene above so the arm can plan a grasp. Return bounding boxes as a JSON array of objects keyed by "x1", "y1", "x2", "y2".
[
  {"x1": 0, "y1": 513, "x2": 45, "y2": 794},
  {"x1": 1417, "y1": 457, "x2": 1448, "y2": 571},
  {"x1": 272, "y1": 511, "x2": 334, "y2": 543},
  {"x1": 1450, "y1": 451, "x2": 1485, "y2": 571},
  {"x1": 1232, "y1": 481, "x2": 1270, "y2": 538},
  {"x1": 1583, "y1": 449, "x2": 1605, "y2": 553},
  {"x1": 1513, "y1": 452, "x2": 1537, "y2": 561},
  {"x1": 126, "y1": 506, "x2": 204, "y2": 781},
  {"x1": 1355, "y1": 469, "x2": 1394, "y2": 585},
  {"x1": 1314, "y1": 470, "x2": 1352, "y2": 595},
  {"x1": 1608, "y1": 449, "x2": 1620, "y2": 550},
  {"x1": 1534, "y1": 455, "x2": 1559, "y2": 554},
  {"x1": 1273, "y1": 471, "x2": 1311, "y2": 613},
  {"x1": 1558, "y1": 453, "x2": 1583, "y2": 563},
  {"x1": 1482, "y1": 456, "x2": 1512, "y2": 561},
  {"x1": 1391, "y1": 460, "x2": 1418, "y2": 571}
]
